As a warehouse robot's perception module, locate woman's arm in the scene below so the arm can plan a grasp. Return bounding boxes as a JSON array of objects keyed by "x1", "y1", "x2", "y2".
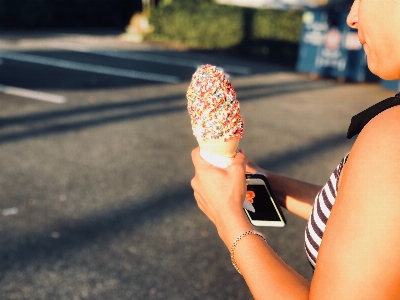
[
  {"x1": 191, "y1": 148, "x2": 311, "y2": 299},
  {"x1": 246, "y1": 161, "x2": 321, "y2": 220},
  {"x1": 191, "y1": 105, "x2": 400, "y2": 299}
]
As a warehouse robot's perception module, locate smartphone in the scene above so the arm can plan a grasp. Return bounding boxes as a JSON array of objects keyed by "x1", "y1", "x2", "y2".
[{"x1": 245, "y1": 173, "x2": 286, "y2": 227}]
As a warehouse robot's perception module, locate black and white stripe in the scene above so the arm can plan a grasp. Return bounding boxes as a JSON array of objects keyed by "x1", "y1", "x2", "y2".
[{"x1": 305, "y1": 155, "x2": 348, "y2": 268}]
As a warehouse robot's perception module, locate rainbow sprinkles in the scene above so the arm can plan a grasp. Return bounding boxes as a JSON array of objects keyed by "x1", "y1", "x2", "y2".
[{"x1": 186, "y1": 64, "x2": 244, "y2": 142}]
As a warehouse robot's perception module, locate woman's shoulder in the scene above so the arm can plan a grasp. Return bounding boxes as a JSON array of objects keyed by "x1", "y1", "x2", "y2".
[
  {"x1": 352, "y1": 104, "x2": 400, "y2": 160},
  {"x1": 343, "y1": 104, "x2": 400, "y2": 192},
  {"x1": 364, "y1": 103, "x2": 400, "y2": 133},
  {"x1": 311, "y1": 105, "x2": 400, "y2": 298}
]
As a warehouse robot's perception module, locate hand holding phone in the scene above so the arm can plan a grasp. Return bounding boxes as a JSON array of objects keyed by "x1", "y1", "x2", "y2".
[{"x1": 245, "y1": 173, "x2": 286, "y2": 227}]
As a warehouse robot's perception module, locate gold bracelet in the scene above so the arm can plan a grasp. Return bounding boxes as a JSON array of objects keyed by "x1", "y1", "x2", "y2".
[{"x1": 230, "y1": 230, "x2": 266, "y2": 275}]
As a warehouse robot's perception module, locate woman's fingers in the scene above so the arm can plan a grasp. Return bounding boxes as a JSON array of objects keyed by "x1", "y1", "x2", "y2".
[
  {"x1": 191, "y1": 147, "x2": 200, "y2": 166},
  {"x1": 194, "y1": 190, "x2": 215, "y2": 224},
  {"x1": 191, "y1": 147, "x2": 247, "y2": 220},
  {"x1": 232, "y1": 151, "x2": 247, "y2": 167},
  {"x1": 245, "y1": 159, "x2": 262, "y2": 174}
]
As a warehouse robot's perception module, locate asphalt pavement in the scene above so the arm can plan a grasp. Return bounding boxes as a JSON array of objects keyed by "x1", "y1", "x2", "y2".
[{"x1": 0, "y1": 30, "x2": 394, "y2": 300}]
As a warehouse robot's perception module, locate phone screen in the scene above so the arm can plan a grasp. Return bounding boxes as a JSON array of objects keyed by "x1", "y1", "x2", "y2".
[
  {"x1": 245, "y1": 174, "x2": 286, "y2": 227},
  {"x1": 246, "y1": 179, "x2": 282, "y2": 222}
]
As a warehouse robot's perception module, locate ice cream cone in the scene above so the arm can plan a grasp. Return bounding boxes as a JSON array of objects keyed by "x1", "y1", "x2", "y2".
[
  {"x1": 197, "y1": 137, "x2": 239, "y2": 158},
  {"x1": 197, "y1": 137, "x2": 240, "y2": 169},
  {"x1": 187, "y1": 64, "x2": 254, "y2": 212}
]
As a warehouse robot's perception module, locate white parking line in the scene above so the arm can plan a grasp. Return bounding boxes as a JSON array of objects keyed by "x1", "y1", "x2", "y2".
[
  {"x1": 91, "y1": 50, "x2": 252, "y2": 75},
  {"x1": 0, "y1": 51, "x2": 180, "y2": 83},
  {"x1": 94, "y1": 49, "x2": 204, "y2": 68},
  {"x1": 0, "y1": 85, "x2": 66, "y2": 104},
  {"x1": 45, "y1": 42, "x2": 252, "y2": 75}
]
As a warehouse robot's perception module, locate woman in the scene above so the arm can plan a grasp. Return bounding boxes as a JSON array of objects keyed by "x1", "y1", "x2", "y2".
[{"x1": 190, "y1": 0, "x2": 400, "y2": 299}]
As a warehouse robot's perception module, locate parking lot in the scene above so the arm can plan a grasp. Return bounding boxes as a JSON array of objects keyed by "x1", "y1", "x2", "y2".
[{"x1": 0, "y1": 30, "x2": 394, "y2": 300}]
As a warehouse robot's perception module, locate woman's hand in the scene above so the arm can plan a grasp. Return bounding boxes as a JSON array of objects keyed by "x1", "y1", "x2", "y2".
[
  {"x1": 191, "y1": 147, "x2": 253, "y2": 246},
  {"x1": 245, "y1": 158, "x2": 318, "y2": 219},
  {"x1": 245, "y1": 159, "x2": 267, "y2": 175}
]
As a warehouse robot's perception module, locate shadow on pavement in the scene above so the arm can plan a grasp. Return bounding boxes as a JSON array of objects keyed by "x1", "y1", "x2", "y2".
[
  {"x1": 0, "y1": 79, "x2": 339, "y2": 146},
  {"x1": 0, "y1": 130, "x2": 350, "y2": 277},
  {"x1": 0, "y1": 184, "x2": 194, "y2": 277},
  {"x1": 255, "y1": 133, "x2": 352, "y2": 173}
]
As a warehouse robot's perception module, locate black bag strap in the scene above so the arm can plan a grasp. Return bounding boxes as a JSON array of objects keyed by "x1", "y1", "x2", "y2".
[{"x1": 347, "y1": 93, "x2": 400, "y2": 139}]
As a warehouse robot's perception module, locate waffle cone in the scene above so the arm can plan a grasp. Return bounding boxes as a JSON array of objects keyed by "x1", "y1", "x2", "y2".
[{"x1": 197, "y1": 137, "x2": 240, "y2": 158}]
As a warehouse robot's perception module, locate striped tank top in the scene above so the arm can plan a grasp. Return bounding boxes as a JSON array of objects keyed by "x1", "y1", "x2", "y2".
[
  {"x1": 304, "y1": 154, "x2": 348, "y2": 269},
  {"x1": 304, "y1": 93, "x2": 400, "y2": 268}
]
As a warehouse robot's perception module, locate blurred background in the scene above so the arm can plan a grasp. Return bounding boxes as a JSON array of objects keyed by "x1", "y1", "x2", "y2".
[{"x1": 0, "y1": 0, "x2": 397, "y2": 299}]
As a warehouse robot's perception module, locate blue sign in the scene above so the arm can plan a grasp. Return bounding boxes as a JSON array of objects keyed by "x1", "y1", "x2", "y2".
[{"x1": 296, "y1": 8, "x2": 377, "y2": 82}]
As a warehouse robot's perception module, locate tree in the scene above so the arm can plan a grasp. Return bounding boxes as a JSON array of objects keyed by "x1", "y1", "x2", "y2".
[{"x1": 142, "y1": 0, "x2": 156, "y2": 13}]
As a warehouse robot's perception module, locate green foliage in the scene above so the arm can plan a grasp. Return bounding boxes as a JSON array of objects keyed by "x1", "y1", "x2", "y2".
[
  {"x1": 252, "y1": 9, "x2": 302, "y2": 43},
  {"x1": 148, "y1": 2, "x2": 303, "y2": 64},
  {"x1": 158, "y1": 0, "x2": 214, "y2": 8},
  {"x1": 150, "y1": 3, "x2": 243, "y2": 49}
]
